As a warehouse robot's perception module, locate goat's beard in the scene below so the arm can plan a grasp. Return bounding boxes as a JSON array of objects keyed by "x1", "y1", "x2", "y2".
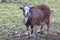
[{"x1": 22, "y1": 15, "x2": 28, "y2": 24}]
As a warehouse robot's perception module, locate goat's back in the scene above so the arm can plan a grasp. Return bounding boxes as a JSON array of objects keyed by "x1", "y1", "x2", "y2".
[{"x1": 30, "y1": 7, "x2": 44, "y2": 25}]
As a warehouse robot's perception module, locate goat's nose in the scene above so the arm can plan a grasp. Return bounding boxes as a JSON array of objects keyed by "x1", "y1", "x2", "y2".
[
  {"x1": 27, "y1": 13, "x2": 30, "y2": 16},
  {"x1": 27, "y1": 13, "x2": 29, "y2": 16}
]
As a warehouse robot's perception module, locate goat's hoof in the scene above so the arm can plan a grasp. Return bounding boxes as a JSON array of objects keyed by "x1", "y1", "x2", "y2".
[
  {"x1": 24, "y1": 31, "x2": 29, "y2": 35},
  {"x1": 26, "y1": 36, "x2": 30, "y2": 38},
  {"x1": 37, "y1": 29, "x2": 42, "y2": 33},
  {"x1": 37, "y1": 31, "x2": 42, "y2": 33},
  {"x1": 45, "y1": 32, "x2": 49, "y2": 35},
  {"x1": 37, "y1": 31, "x2": 44, "y2": 34},
  {"x1": 29, "y1": 34, "x2": 36, "y2": 37}
]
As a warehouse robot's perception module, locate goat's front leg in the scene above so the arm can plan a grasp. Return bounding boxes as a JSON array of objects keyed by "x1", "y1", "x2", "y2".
[
  {"x1": 29, "y1": 24, "x2": 36, "y2": 37},
  {"x1": 24, "y1": 25, "x2": 29, "y2": 35},
  {"x1": 30, "y1": 25, "x2": 34, "y2": 37}
]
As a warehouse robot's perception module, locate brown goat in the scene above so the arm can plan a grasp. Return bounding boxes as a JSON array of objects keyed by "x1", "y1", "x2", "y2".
[{"x1": 20, "y1": 4, "x2": 51, "y2": 37}]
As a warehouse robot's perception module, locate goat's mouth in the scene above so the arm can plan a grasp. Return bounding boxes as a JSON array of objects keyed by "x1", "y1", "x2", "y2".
[{"x1": 24, "y1": 12, "x2": 30, "y2": 17}]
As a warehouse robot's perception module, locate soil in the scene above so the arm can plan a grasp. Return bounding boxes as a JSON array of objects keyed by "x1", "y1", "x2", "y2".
[{"x1": 0, "y1": 24, "x2": 60, "y2": 40}]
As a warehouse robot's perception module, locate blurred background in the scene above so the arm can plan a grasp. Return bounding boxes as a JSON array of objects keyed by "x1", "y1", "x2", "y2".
[{"x1": 0, "y1": 0, "x2": 60, "y2": 40}]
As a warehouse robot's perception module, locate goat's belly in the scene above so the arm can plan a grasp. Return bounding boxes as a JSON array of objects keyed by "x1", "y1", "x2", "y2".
[
  {"x1": 35, "y1": 23, "x2": 40, "y2": 25},
  {"x1": 34, "y1": 21, "x2": 41, "y2": 25}
]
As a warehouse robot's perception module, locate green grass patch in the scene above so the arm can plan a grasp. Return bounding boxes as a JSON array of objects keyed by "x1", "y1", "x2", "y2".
[{"x1": 0, "y1": 0, "x2": 60, "y2": 34}]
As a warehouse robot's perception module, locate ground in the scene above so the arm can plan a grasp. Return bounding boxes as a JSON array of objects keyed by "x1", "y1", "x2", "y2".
[{"x1": 0, "y1": 24, "x2": 60, "y2": 40}]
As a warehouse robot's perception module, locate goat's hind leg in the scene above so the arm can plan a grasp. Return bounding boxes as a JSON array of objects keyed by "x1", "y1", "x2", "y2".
[
  {"x1": 46, "y1": 22, "x2": 50, "y2": 34},
  {"x1": 37, "y1": 22, "x2": 44, "y2": 33}
]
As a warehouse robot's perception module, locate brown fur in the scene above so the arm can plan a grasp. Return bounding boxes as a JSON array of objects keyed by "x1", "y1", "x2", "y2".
[
  {"x1": 30, "y1": 4, "x2": 51, "y2": 33},
  {"x1": 25, "y1": 7, "x2": 44, "y2": 34}
]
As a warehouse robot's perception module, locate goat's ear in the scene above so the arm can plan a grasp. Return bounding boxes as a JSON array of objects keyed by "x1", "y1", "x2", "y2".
[
  {"x1": 30, "y1": 7, "x2": 34, "y2": 9},
  {"x1": 19, "y1": 7, "x2": 23, "y2": 9}
]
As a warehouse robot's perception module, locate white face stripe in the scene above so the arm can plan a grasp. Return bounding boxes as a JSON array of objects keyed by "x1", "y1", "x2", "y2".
[
  {"x1": 23, "y1": 6, "x2": 30, "y2": 24},
  {"x1": 24, "y1": 6, "x2": 30, "y2": 16}
]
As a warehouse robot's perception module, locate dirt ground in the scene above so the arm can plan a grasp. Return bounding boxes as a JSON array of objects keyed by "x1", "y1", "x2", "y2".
[
  {"x1": 19, "y1": 33, "x2": 60, "y2": 40},
  {"x1": 0, "y1": 24, "x2": 60, "y2": 40},
  {"x1": 1, "y1": 32, "x2": 60, "y2": 40}
]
